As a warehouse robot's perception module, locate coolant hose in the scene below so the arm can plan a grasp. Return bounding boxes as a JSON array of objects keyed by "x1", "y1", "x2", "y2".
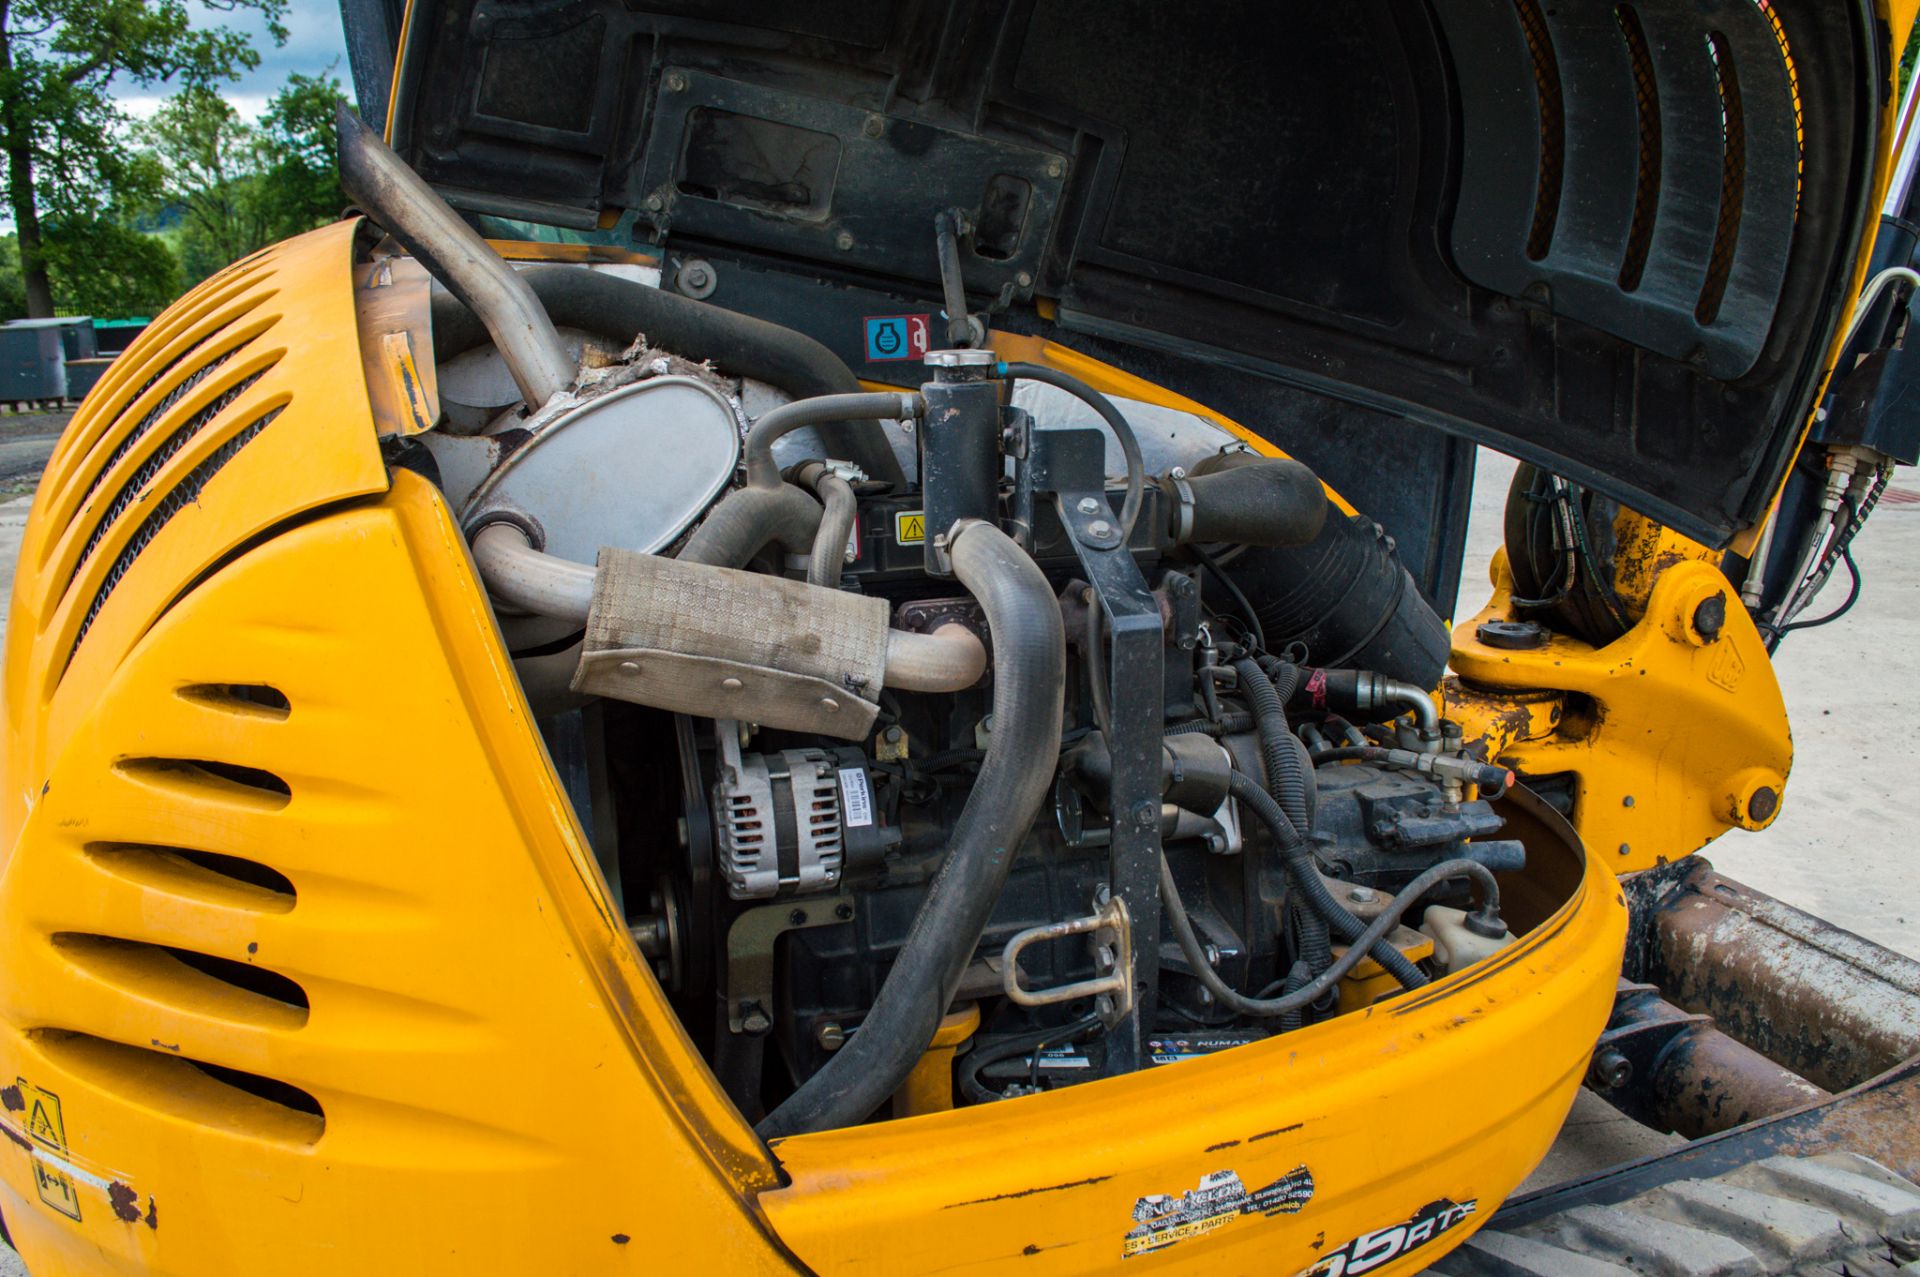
[
  {"x1": 468, "y1": 522, "x2": 987, "y2": 692},
  {"x1": 1164, "y1": 460, "x2": 1327, "y2": 548},
  {"x1": 745, "y1": 393, "x2": 920, "y2": 490},
  {"x1": 997, "y1": 362, "x2": 1145, "y2": 542},
  {"x1": 758, "y1": 521, "x2": 1065, "y2": 1139},
  {"x1": 429, "y1": 266, "x2": 905, "y2": 486},
  {"x1": 794, "y1": 463, "x2": 857, "y2": 589},
  {"x1": 1161, "y1": 854, "x2": 1497, "y2": 1017},
  {"x1": 677, "y1": 484, "x2": 824, "y2": 568},
  {"x1": 1233, "y1": 659, "x2": 1310, "y2": 833},
  {"x1": 1226, "y1": 771, "x2": 1429, "y2": 991}
]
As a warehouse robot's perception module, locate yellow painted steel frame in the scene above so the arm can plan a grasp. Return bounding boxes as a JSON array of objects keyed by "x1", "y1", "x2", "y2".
[{"x1": 0, "y1": 226, "x2": 1624, "y2": 1274}]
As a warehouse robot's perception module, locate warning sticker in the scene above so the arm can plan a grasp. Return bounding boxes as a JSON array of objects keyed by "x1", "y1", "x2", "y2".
[
  {"x1": 863, "y1": 314, "x2": 931, "y2": 362},
  {"x1": 895, "y1": 511, "x2": 926, "y2": 544},
  {"x1": 14, "y1": 1079, "x2": 81, "y2": 1221}
]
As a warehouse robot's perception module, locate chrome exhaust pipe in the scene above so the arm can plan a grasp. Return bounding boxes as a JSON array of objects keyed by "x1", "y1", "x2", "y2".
[{"x1": 336, "y1": 107, "x2": 574, "y2": 411}]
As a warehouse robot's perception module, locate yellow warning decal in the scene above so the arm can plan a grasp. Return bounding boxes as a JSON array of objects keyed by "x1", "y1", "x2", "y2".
[
  {"x1": 9, "y1": 1078, "x2": 81, "y2": 1220},
  {"x1": 895, "y1": 511, "x2": 926, "y2": 545}
]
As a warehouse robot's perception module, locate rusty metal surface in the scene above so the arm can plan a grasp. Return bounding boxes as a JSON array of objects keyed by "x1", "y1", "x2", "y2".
[
  {"x1": 1626, "y1": 857, "x2": 1920, "y2": 1093},
  {"x1": 1589, "y1": 980, "x2": 1831, "y2": 1140}
]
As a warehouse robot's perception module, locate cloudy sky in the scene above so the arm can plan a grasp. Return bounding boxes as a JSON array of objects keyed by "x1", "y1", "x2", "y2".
[{"x1": 115, "y1": 0, "x2": 353, "y2": 122}]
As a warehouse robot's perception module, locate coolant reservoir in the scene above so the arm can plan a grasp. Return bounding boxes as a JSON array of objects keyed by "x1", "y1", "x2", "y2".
[{"x1": 1419, "y1": 906, "x2": 1515, "y2": 975}]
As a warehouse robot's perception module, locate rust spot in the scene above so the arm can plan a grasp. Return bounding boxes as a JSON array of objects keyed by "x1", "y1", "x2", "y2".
[
  {"x1": 109, "y1": 1181, "x2": 141, "y2": 1223},
  {"x1": 0, "y1": 1086, "x2": 22, "y2": 1112},
  {"x1": 39, "y1": 781, "x2": 49, "y2": 797},
  {"x1": 145, "y1": 1196, "x2": 158, "y2": 1230},
  {"x1": 1247, "y1": 1123, "x2": 1302, "y2": 1142},
  {"x1": 150, "y1": 1040, "x2": 180, "y2": 1053},
  {"x1": 1023, "y1": 1244, "x2": 1042, "y2": 1256},
  {"x1": 1, "y1": 1123, "x2": 30, "y2": 1151},
  {"x1": 1204, "y1": 1139, "x2": 1240, "y2": 1153},
  {"x1": 944, "y1": 1175, "x2": 1112, "y2": 1209},
  {"x1": 611, "y1": 1234, "x2": 630, "y2": 1245}
]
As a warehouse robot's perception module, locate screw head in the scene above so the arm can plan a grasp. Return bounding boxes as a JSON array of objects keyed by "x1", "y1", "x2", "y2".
[
  {"x1": 862, "y1": 114, "x2": 885, "y2": 138},
  {"x1": 1077, "y1": 497, "x2": 1100, "y2": 514},
  {"x1": 663, "y1": 70, "x2": 688, "y2": 92},
  {"x1": 1046, "y1": 157, "x2": 1066, "y2": 178},
  {"x1": 835, "y1": 230, "x2": 855, "y2": 251},
  {"x1": 1348, "y1": 886, "x2": 1376, "y2": 903},
  {"x1": 1016, "y1": 270, "x2": 1034, "y2": 288},
  {"x1": 1088, "y1": 519, "x2": 1114, "y2": 538},
  {"x1": 644, "y1": 194, "x2": 664, "y2": 212}
]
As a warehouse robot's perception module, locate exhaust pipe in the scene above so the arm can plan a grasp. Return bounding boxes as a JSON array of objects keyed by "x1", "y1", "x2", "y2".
[{"x1": 336, "y1": 107, "x2": 574, "y2": 411}]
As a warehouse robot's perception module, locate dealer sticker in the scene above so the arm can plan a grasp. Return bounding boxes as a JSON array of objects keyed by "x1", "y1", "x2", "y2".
[{"x1": 1122, "y1": 1165, "x2": 1315, "y2": 1259}]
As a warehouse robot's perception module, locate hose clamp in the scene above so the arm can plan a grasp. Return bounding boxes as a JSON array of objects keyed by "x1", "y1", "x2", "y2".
[{"x1": 1170, "y1": 475, "x2": 1198, "y2": 544}]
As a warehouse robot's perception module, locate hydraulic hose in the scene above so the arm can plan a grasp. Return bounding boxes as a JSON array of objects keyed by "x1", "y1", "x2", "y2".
[
  {"x1": 1226, "y1": 770, "x2": 1429, "y2": 991},
  {"x1": 794, "y1": 462, "x2": 857, "y2": 589},
  {"x1": 429, "y1": 265, "x2": 905, "y2": 486},
  {"x1": 759, "y1": 521, "x2": 1065, "y2": 1139},
  {"x1": 468, "y1": 522, "x2": 987, "y2": 693},
  {"x1": 998, "y1": 362, "x2": 1145, "y2": 543},
  {"x1": 338, "y1": 107, "x2": 573, "y2": 410},
  {"x1": 1161, "y1": 854, "x2": 1498, "y2": 1017}
]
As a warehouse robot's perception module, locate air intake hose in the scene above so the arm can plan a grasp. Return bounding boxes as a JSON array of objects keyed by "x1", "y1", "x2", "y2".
[{"x1": 758, "y1": 521, "x2": 1065, "y2": 1139}]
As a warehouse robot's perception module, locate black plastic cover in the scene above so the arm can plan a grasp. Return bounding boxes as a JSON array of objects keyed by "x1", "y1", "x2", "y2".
[{"x1": 371, "y1": 0, "x2": 1886, "y2": 547}]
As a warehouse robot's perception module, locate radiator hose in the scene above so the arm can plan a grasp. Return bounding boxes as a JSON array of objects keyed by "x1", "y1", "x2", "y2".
[{"x1": 758, "y1": 521, "x2": 1065, "y2": 1139}]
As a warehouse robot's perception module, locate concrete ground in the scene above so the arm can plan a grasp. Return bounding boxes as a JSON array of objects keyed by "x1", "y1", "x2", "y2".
[{"x1": 0, "y1": 437, "x2": 1908, "y2": 1268}]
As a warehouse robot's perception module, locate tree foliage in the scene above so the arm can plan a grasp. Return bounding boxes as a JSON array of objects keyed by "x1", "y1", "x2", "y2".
[{"x1": 0, "y1": 0, "x2": 288, "y2": 314}]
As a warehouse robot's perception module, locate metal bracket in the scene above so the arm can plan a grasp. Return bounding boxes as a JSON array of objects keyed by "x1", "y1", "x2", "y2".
[
  {"x1": 725, "y1": 896, "x2": 855, "y2": 1035},
  {"x1": 1001, "y1": 895, "x2": 1134, "y2": 1021}
]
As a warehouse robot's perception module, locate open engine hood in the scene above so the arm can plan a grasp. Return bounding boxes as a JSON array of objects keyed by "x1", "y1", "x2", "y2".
[{"x1": 360, "y1": 0, "x2": 1888, "y2": 547}]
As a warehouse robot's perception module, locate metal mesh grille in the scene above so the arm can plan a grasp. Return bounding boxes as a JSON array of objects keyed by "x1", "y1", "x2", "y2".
[
  {"x1": 66, "y1": 368, "x2": 267, "y2": 586},
  {"x1": 1698, "y1": 30, "x2": 1747, "y2": 324},
  {"x1": 71, "y1": 348, "x2": 242, "y2": 522},
  {"x1": 1617, "y1": 5, "x2": 1662, "y2": 292},
  {"x1": 1514, "y1": 0, "x2": 1565, "y2": 261},
  {"x1": 67, "y1": 408, "x2": 282, "y2": 665},
  {"x1": 1754, "y1": 0, "x2": 1803, "y2": 212}
]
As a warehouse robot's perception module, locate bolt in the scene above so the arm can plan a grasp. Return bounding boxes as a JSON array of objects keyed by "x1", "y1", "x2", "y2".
[
  {"x1": 1132, "y1": 800, "x2": 1157, "y2": 828},
  {"x1": 1748, "y1": 785, "x2": 1780, "y2": 823},
  {"x1": 1016, "y1": 270, "x2": 1034, "y2": 288},
  {"x1": 664, "y1": 70, "x2": 688, "y2": 92},
  {"x1": 1618, "y1": 842, "x2": 1632, "y2": 857},
  {"x1": 815, "y1": 1022, "x2": 847, "y2": 1050},
  {"x1": 1088, "y1": 519, "x2": 1114, "y2": 538},
  {"x1": 884, "y1": 726, "x2": 904, "y2": 743},
  {"x1": 1589, "y1": 1047, "x2": 1632, "y2": 1089},
  {"x1": 676, "y1": 259, "x2": 717, "y2": 299},
  {"x1": 644, "y1": 194, "x2": 664, "y2": 212},
  {"x1": 862, "y1": 114, "x2": 885, "y2": 138},
  {"x1": 1348, "y1": 886, "x2": 1377, "y2": 903},
  {"x1": 740, "y1": 1007, "x2": 772, "y2": 1035},
  {"x1": 789, "y1": 909, "x2": 807, "y2": 926},
  {"x1": 1692, "y1": 593, "x2": 1727, "y2": 643},
  {"x1": 1204, "y1": 944, "x2": 1221, "y2": 967},
  {"x1": 1046, "y1": 157, "x2": 1066, "y2": 179},
  {"x1": 1077, "y1": 497, "x2": 1100, "y2": 514},
  {"x1": 1622, "y1": 795, "x2": 1636, "y2": 808},
  {"x1": 834, "y1": 902, "x2": 854, "y2": 920},
  {"x1": 835, "y1": 230, "x2": 855, "y2": 251}
]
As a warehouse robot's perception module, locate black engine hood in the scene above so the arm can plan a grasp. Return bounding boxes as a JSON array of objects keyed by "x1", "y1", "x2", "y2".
[{"x1": 363, "y1": 0, "x2": 1887, "y2": 547}]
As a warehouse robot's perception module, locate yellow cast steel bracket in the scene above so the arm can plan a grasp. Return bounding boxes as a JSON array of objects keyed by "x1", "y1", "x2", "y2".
[{"x1": 1446, "y1": 554, "x2": 1791, "y2": 874}]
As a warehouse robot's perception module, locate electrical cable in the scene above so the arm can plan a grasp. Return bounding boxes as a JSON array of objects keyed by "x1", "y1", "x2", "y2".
[
  {"x1": 997, "y1": 362, "x2": 1146, "y2": 543},
  {"x1": 1192, "y1": 542, "x2": 1266, "y2": 652},
  {"x1": 1777, "y1": 547, "x2": 1864, "y2": 634}
]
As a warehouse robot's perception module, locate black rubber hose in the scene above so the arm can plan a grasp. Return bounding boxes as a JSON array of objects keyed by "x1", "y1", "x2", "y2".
[
  {"x1": 1168, "y1": 460, "x2": 1327, "y2": 547},
  {"x1": 745, "y1": 392, "x2": 919, "y2": 490},
  {"x1": 758, "y1": 521, "x2": 1065, "y2": 1138},
  {"x1": 1233, "y1": 659, "x2": 1310, "y2": 834},
  {"x1": 997, "y1": 362, "x2": 1145, "y2": 543},
  {"x1": 1161, "y1": 854, "x2": 1496, "y2": 1017},
  {"x1": 678, "y1": 484, "x2": 823, "y2": 568},
  {"x1": 429, "y1": 265, "x2": 904, "y2": 486},
  {"x1": 1164, "y1": 712, "x2": 1257, "y2": 737},
  {"x1": 1226, "y1": 771, "x2": 1429, "y2": 991}
]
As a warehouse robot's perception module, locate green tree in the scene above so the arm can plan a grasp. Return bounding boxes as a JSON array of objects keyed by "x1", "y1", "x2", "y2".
[
  {"x1": 143, "y1": 82, "x2": 264, "y2": 277},
  {"x1": 255, "y1": 71, "x2": 346, "y2": 236},
  {"x1": 0, "y1": 0, "x2": 287, "y2": 316}
]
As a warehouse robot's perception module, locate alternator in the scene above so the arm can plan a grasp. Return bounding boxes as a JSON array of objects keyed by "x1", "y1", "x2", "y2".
[{"x1": 713, "y1": 727, "x2": 848, "y2": 899}]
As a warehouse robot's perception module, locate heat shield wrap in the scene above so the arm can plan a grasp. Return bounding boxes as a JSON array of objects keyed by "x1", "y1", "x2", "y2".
[{"x1": 571, "y1": 546, "x2": 887, "y2": 739}]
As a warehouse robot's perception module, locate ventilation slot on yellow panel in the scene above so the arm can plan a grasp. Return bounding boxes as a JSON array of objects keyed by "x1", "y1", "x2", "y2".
[
  {"x1": 176, "y1": 682, "x2": 291, "y2": 719},
  {"x1": 70, "y1": 347, "x2": 241, "y2": 522},
  {"x1": 82, "y1": 843, "x2": 296, "y2": 913},
  {"x1": 113, "y1": 757, "x2": 292, "y2": 812},
  {"x1": 68, "y1": 405, "x2": 283, "y2": 663},
  {"x1": 30, "y1": 1029, "x2": 324, "y2": 1146},
  {"x1": 50, "y1": 934, "x2": 309, "y2": 1029}
]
